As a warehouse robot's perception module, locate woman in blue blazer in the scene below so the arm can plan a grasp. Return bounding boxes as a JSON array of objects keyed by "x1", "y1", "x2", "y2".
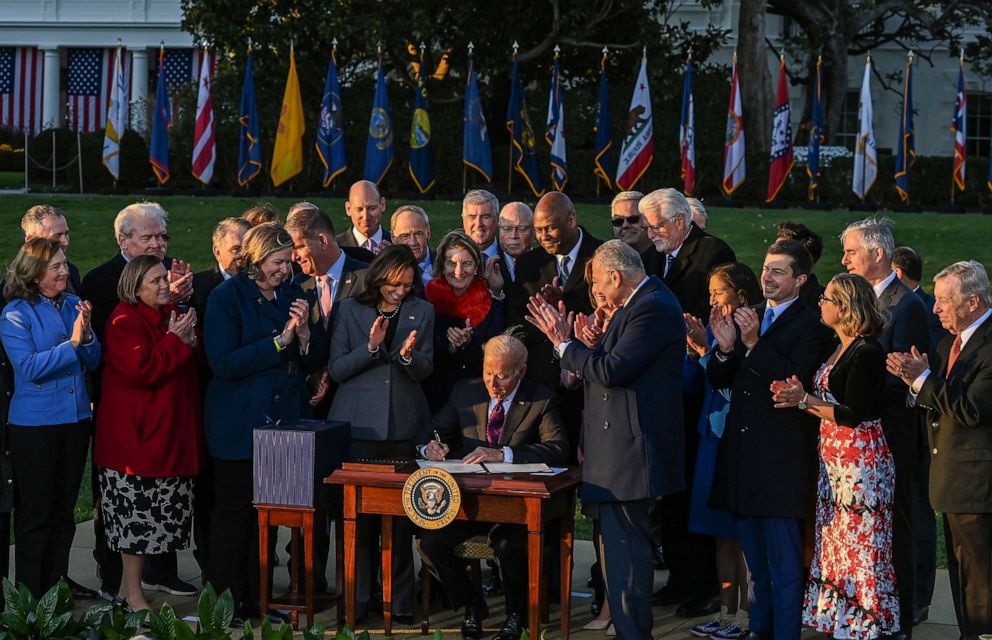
[
  {"x1": 0, "y1": 238, "x2": 100, "y2": 598},
  {"x1": 328, "y1": 243, "x2": 433, "y2": 618},
  {"x1": 203, "y1": 223, "x2": 326, "y2": 620}
]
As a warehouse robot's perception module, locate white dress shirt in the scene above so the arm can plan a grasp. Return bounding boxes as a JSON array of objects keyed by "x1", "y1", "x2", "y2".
[
  {"x1": 556, "y1": 228, "x2": 584, "y2": 282},
  {"x1": 351, "y1": 226, "x2": 384, "y2": 248},
  {"x1": 872, "y1": 271, "x2": 898, "y2": 298}
]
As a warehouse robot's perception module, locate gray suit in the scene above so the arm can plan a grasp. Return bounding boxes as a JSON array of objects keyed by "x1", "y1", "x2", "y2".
[
  {"x1": 326, "y1": 295, "x2": 433, "y2": 616},
  {"x1": 328, "y1": 296, "x2": 433, "y2": 442}
]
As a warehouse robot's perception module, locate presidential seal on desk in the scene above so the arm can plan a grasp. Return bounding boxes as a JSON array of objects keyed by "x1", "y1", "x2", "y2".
[{"x1": 402, "y1": 467, "x2": 461, "y2": 529}]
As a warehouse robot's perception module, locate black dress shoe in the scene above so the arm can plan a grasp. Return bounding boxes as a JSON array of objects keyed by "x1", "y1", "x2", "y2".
[
  {"x1": 67, "y1": 577, "x2": 99, "y2": 600},
  {"x1": 675, "y1": 594, "x2": 720, "y2": 618},
  {"x1": 492, "y1": 612, "x2": 524, "y2": 640},
  {"x1": 461, "y1": 605, "x2": 485, "y2": 640},
  {"x1": 912, "y1": 605, "x2": 929, "y2": 625},
  {"x1": 653, "y1": 582, "x2": 691, "y2": 605}
]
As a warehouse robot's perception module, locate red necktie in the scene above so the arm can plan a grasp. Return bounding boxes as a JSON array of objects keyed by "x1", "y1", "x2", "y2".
[
  {"x1": 486, "y1": 401, "x2": 505, "y2": 447},
  {"x1": 946, "y1": 335, "x2": 962, "y2": 378}
]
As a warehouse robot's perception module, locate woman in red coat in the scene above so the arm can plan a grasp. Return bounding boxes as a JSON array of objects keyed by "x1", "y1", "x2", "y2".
[{"x1": 94, "y1": 255, "x2": 204, "y2": 612}]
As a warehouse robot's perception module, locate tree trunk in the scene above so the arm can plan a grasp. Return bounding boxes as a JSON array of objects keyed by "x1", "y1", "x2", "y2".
[
  {"x1": 823, "y1": 35, "x2": 849, "y2": 145},
  {"x1": 737, "y1": 0, "x2": 773, "y2": 156}
]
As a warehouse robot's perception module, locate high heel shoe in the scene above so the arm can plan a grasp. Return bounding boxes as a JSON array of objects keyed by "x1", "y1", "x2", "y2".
[{"x1": 583, "y1": 618, "x2": 612, "y2": 631}]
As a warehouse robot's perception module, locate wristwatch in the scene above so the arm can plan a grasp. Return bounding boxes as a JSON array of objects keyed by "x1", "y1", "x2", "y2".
[{"x1": 796, "y1": 393, "x2": 809, "y2": 411}]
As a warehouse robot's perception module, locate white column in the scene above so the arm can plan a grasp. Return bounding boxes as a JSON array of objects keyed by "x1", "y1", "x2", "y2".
[
  {"x1": 130, "y1": 48, "x2": 149, "y2": 134},
  {"x1": 41, "y1": 47, "x2": 61, "y2": 130}
]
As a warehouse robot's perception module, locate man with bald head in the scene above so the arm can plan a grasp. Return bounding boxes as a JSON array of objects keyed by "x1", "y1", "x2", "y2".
[
  {"x1": 498, "y1": 202, "x2": 534, "y2": 283},
  {"x1": 337, "y1": 180, "x2": 392, "y2": 254},
  {"x1": 391, "y1": 205, "x2": 434, "y2": 287},
  {"x1": 506, "y1": 192, "x2": 602, "y2": 459}
]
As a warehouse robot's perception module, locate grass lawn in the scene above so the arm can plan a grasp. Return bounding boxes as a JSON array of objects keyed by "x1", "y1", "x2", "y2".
[
  {"x1": 2, "y1": 193, "x2": 974, "y2": 566},
  {"x1": 0, "y1": 172, "x2": 23, "y2": 189}
]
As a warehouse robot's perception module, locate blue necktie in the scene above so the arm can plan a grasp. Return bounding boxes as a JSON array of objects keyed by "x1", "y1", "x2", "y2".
[{"x1": 760, "y1": 307, "x2": 775, "y2": 336}]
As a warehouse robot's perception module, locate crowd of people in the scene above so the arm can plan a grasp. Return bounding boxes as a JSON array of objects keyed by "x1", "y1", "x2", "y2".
[{"x1": 0, "y1": 182, "x2": 989, "y2": 640}]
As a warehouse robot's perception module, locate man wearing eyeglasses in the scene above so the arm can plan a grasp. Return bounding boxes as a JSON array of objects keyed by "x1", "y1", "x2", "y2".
[
  {"x1": 391, "y1": 205, "x2": 435, "y2": 290},
  {"x1": 639, "y1": 189, "x2": 735, "y2": 322},
  {"x1": 497, "y1": 202, "x2": 534, "y2": 283},
  {"x1": 610, "y1": 191, "x2": 651, "y2": 254},
  {"x1": 79, "y1": 201, "x2": 197, "y2": 602}
]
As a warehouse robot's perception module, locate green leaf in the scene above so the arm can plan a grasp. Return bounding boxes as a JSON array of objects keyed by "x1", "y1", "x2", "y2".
[
  {"x1": 241, "y1": 619, "x2": 255, "y2": 640},
  {"x1": 197, "y1": 583, "x2": 218, "y2": 628},
  {"x1": 519, "y1": 630, "x2": 530, "y2": 640},
  {"x1": 303, "y1": 620, "x2": 326, "y2": 640},
  {"x1": 125, "y1": 609, "x2": 149, "y2": 631},
  {"x1": 35, "y1": 581, "x2": 60, "y2": 631},
  {"x1": 150, "y1": 602, "x2": 178, "y2": 640},
  {"x1": 211, "y1": 588, "x2": 235, "y2": 630},
  {"x1": 432, "y1": 629, "x2": 442, "y2": 640},
  {"x1": 1, "y1": 579, "x2": 21, "y2": 620},
  {"x1": 356, "y1": 630, "x2": 370, "y2": 640},
  {"x1": 174, "y1": 616, "x2": 199, "y2": 640},
  {"x1": 84, "y1": 602, "x2": 114, "y2": 626},
  {"x1": 41, "y1": 610, "x2": 74, "y2": 637},
  {"x1": 335, "y1": 624, "x2": 355, "y2": 640}
]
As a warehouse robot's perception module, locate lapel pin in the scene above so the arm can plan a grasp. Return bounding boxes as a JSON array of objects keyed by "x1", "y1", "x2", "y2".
[{"x1": 409, "y1": 315, "x2": 415, "y2": 320}]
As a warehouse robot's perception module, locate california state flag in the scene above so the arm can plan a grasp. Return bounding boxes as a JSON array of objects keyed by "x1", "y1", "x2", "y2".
[{"x1": 615, "y1": 51, "x2": 653, "y2": 191}]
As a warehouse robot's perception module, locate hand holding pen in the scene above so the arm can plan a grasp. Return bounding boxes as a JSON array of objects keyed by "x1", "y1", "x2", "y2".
[{"x1": 424, "y1": 430, "x2": 450, "y2": 461}]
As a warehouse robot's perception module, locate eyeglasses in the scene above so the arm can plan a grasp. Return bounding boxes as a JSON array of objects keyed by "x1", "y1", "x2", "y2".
[
  {"x1": 498, "y1": 224, "x2": 531, "y2": 235},
  {"x1": 610, "y1": 215, "x2": 642, "y2": 228},
  {"x1": 818, "y1": 294, "x2": 836, "y2": 304},
  {"x1": 645, "y1": 216, "x2": 679, "y2": 233}
]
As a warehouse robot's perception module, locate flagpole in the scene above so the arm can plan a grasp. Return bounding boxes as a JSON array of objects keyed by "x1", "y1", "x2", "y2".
[
  {"x1": 507, "y1": 41, "x2": 518, "y2": 195},
  {"x1": 464, "y1": 41, "x2": 473, "y2": 195},
  {"x1": 23, "y1": 129, "x2": 28, "y2": 193},
  {"x1": 77, "y1": 130, "x2": 83, "y2": 194}
]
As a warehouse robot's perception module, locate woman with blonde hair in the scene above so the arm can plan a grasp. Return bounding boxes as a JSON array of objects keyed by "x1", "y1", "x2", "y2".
[
  {"x1": 772, "y1": 273, "x2": 899, "y2": 639},
  {"x1": 203, "y1": 222, "x2": 326, "y2": 621}
]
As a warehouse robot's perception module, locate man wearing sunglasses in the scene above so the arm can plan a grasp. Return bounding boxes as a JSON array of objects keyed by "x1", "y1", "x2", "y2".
[{"x1": 610, "y1": 191, "x2": 652, "y2": 255}]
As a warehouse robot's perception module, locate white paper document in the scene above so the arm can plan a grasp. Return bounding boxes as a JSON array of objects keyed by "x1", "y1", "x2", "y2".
[{"x1": 416, "y1": 460, "x2": 485, "y2": 474}]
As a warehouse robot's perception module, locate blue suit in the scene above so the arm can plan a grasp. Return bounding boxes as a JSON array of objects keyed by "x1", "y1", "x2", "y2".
[
  {"x1": 0, "y1": 295, "x2": 100, "y2": 426},
  {"x1": 203, "y1": 272, "x2": 327, "y2": 460},
  {"x1": 560, "y1": 275, "x2": 685, "y2": 640}
]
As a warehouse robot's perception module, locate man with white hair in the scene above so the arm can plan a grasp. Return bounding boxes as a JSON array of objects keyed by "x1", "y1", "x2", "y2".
[
  {"x1": 497, "y1": 202, "x2": 534, "y2": 283},
  {"x1": 79, "y1": 201, "x2": 197, "y2": 601},
  {"x1": 391, "y1": 205, "x2": 434, "y2": 288},
  {"x1": 687, "y1": 197, "x2": 708, "y2": 229},
  {"x1": 610, "y1": 191, "x2": 652, "y2": 255},
  {"x1": 887, "y1": 260, "x2": 992, "y2": 640},
  {"x1": 526, "y1": 239, "x2": 686, "y2": 640},
  {"x1": 417, "y1": 334, "x2": 567, "y2": 640},
  {"x1": 639, "y1": 188, "x2": 735, "y2": 321},
  {"x1": 462, "y1": 189, "x2": 501, "y2": 260},
  {"x1": 841, "y1": 217, "x2": 930, "y2": 637}
]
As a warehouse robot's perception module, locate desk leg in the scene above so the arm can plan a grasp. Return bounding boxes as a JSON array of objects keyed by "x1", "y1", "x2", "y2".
[
  {"x1": 382, "y1": 515, "x2": 393, "y2": 636},
  {"x1": 528, "y1": 523, "x2": 544, "y2": 640},
  {"x1": 305, "y1": 510, "x2": 315, "y2": 629},
  {"x1": 258, "y1": 509, "x2": 271, "y2": 617},
  {"x1": 343, "y1": 486, "x2": 358, "y2": 628},
  {"x1": 335, "y1": 517, "x2": 345, "y2": 628},
  {"x1": 290, "y1": 527, "x2": 300, "y2": 596},
  {"x1": 560, "y1": 502, "x2": 575, "y2": 640}
]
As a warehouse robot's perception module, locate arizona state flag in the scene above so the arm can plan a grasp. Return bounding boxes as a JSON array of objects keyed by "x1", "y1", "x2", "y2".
[
  {"x1": 271, "y1": 44, "x2": 304, "y2": 187},
  {"x1": 364, "y1": 57, "x2": 394, "y2": 184},
  {"x1": 766, "y1": 56, "x2": 793, "y2": 203},
  {"x1": 506, "y1": 54, "x2": 544, "y2": 197},
  {"x1": 409, "y1": 50, "x2": 436, "y2": 193}
]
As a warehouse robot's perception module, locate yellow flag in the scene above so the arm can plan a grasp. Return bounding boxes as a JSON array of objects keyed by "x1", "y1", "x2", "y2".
[{"x1": 271, "y1": 46, "x2": 305, "y2": 186}]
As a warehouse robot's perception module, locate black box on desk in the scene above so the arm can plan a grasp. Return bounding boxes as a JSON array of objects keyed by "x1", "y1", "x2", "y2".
[{"x1": 252, "y1": 419, "x2": 351, "y2": 507}]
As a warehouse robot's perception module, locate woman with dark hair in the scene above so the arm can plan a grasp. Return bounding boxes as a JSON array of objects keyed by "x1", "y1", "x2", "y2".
[
  {"x1": 203, "y1": 222, "x2": 326, "y2": 621},
  {"x1": 0, "y1": 238, "x2": 99, "y2": 598},
  {"x1": 328, "y1": 243, "x2": 433, "y2": 620},
  {"x1": 424, "y1": 230, "x2": 504, "y2": 411},
  {"x1": 94, "y1": 255, "x2": 202, "y2": 611},
  {"x1": 685, "y1": 262, "x2": 762, "y2": 640},
  {"x1": 772, "y1": 273, "x2": 898, "y2": 639}
]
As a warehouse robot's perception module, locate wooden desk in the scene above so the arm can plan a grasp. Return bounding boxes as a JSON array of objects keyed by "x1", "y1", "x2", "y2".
[{"x1": 327, "y1": 467, "x2": 580, "y2": 640}]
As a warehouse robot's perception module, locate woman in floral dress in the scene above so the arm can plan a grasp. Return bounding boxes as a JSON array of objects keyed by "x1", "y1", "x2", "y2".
[{"x1": 771, "y1": 273, "x2": 900, "y2": 639}]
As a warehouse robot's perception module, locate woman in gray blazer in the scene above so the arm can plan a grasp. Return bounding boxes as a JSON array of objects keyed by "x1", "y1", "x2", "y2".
[{"x1": 327, "y1": 243, "x2": 433, "y2": 619}]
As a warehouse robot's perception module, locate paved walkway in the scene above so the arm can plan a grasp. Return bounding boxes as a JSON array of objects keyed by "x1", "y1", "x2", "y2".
[{"x1": 44, "y1": 521, "x2": 961, "y2": 639}]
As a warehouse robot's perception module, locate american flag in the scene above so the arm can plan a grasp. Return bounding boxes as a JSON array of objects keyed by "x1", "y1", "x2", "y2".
[
  {"x1": 67, "y1": 48, "x2": 132, "y2": 133},
  {"x1": 0, "y1": 47, "x2": 44, "y2": 135},
  {"x1": 951, "y1": 57, "x2": 967, "y2": 191},
  {"x1": 161, "y1": 49, "x2": 215, "y2": 89}
]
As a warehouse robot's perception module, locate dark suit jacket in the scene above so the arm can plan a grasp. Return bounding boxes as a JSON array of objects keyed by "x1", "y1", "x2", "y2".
[
  {"x1": 560, "y1": 276, "x2": 686, "y2": 502},
  {"x1": 293, "y1": 255, "x2": 369, "y2": 334},
  {"x1": 191, "y1": 267, "x2": 225, "y2": 322},
  {"x1": 203, "y1": 273, "x2": 328, "y2": 460},
  {"x1": 708, "y1": 299, "x2": 833, "y2": 518},
  {"x1": 652, "y1": 224, "x2": 736, "y2": 321},
  {"x1": 505, "y1": 228, "x2": 603, "y2": 390},
  {"x1": 877, "y1": 276, "x2": 931, "y2": 467},
  {"x1": 914, "y1": 287, "x2": 948, "y2": 357},
  {"x1": 915, "y1": 317, "x2": 992, "y2": 513},
  {"x1": 797, "y1": 271, "x2": 826, "y2": 311},
  {"x1": 80, "y1": 253, "x2": 175, "y2": 343},
  {"x1": 420, "y1": 378, "x2": 568, "y2": 465},
  {"x1": 336, "y1": 227, "x2": 391, "y2": 254}
]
